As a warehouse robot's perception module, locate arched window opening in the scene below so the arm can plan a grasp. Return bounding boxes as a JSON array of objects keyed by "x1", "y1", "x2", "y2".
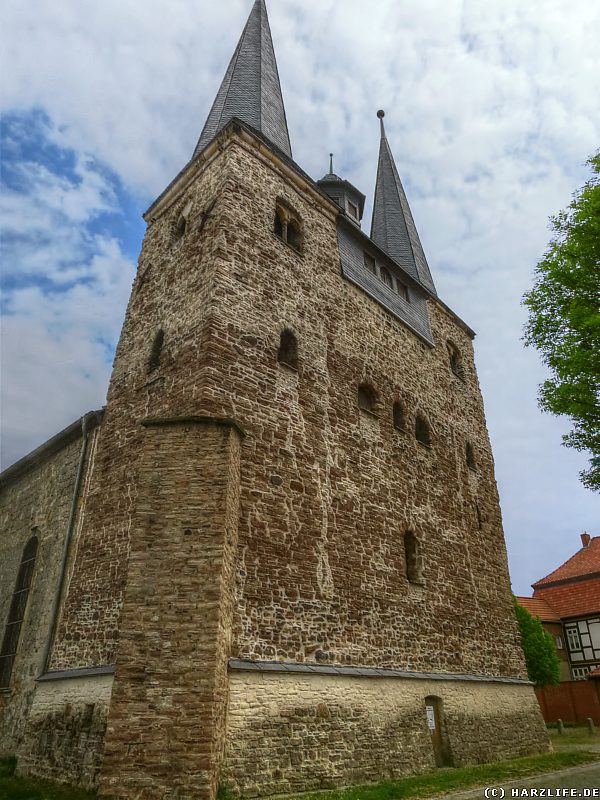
[
  {"x1": 466, "y1": 442, "x2": 476, "y2": 471},
  {"x1": 0, "y1": 534, "x2": 39, "y2": 689},
  {"x1": 415, "y1": 415, "x2": 432, "y2": 447},
  {"x1": 148, "y1": 329, "x2": 164, "y2": 374},
  {"x1": 404, "y1": 531, "x2": 421, "y2": 584},
  {"x1": 380, "y1": 266, "x2": 393, "y2": 289},
  {"x1": 448, "y1": 342, "x2": 464, "y2": 381},
  {"x1": 475, "y1": 503, "x2": 482, "y2": 530},
  {"x1": 393, "y1": 401, "x2": 406, "y2": 431},
  {"x1": 274, "y1": 200, "x2": 303, "y2": 253},
  {"x1": 277, "y1": 329, "x2": 298, "y2": 370},
  {"x1": 358, "y1": 383, "x2": 378, "y2": 414}
]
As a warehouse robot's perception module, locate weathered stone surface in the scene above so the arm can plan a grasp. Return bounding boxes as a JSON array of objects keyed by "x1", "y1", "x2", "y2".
[
  {"x1": 224, "y1": 672, "x2": 549, "y2": 796},
  {"x1": 15, "y1": 674, "x2": 112, "y2": 790},
  {"x1": 99, "y1": 419, "x2": 242, "y2": 800},
  {"x1": 2, "y1": 122, "x2": 549, "y2": 797},
  {"x1": 0, "y1": 428, "x2": 100, "y2": 758}
]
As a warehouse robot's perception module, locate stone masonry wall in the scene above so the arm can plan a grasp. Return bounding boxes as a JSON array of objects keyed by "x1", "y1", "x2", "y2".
[
  {"x1": 15, "y1": 674, "x2": 113, "y2": 790},
  {"x1": 99, "y1": 419, "x2": 242, "y2": 800},
  {"x1": 223, "y1": 671, "x2": 549, "y2": 797},
  {"x1": 189, "y1": 134, "x2": 527, "y2": 679},
  {"x1": 0, "y1": 430, "x2": 98, "y2": 757},
  {"x1": 48, "y1": 149, "x2": 232, "y2": 672}
]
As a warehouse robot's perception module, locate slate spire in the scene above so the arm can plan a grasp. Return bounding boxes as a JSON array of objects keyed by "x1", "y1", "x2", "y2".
[
  {"x1": 370, "y1": 111, "x2": 436, "y2": 293},
  {"x1": 193, "y1": 0, "x2": 292, "y2": 159}
]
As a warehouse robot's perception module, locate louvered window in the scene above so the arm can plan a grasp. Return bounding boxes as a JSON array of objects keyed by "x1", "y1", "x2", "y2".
[{"x1": 0, "y1": 535, "x2": 38, "y2": 689}]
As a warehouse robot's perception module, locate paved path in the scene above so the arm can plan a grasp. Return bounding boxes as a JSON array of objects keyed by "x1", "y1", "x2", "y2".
[{"x1": 440, "y1": 761, "x2": 600, "y2": 800}]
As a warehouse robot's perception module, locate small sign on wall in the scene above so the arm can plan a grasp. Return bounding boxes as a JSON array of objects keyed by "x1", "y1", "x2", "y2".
[{"x1": 426, "y1": 705, "x2": 436, "y2": 730}]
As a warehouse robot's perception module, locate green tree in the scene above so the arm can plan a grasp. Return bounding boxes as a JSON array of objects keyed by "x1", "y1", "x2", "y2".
[
  {"x1": 514, "y1": 598, "x2": 560, "y2": 687},
  {"x1": 523, "y1": 151, "x2": 600, "y2": 491}
]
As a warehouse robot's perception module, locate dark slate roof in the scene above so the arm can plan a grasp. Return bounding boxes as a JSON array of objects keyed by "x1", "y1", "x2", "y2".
[
  {"x1": 370, "y1": 117, "x2": 436, "y2": 294},
  {"x1": 193, "y1": 0, "x2": 292, "y2": 160}
]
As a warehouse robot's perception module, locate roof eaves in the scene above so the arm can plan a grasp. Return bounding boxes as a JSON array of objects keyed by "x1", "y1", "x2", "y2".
[{"x1": 0, "y1": 409, "x2": 104, "y2": 489}]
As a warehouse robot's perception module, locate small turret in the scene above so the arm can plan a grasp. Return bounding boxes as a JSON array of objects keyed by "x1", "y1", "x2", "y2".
[{"x1": 317, "y1": 154, "x2": 365, "y2": 227}]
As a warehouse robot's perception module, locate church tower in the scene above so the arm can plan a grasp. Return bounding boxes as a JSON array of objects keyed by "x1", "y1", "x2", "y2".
[{"x1": 3, "y1": 1, "x2": 549, "y2": 798}]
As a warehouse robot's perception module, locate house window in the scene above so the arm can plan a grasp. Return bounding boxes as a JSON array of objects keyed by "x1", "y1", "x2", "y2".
[
  {"x1": 364, "y1": 253, "x2": 376, "y2": 274},
  {"x1": 566, "y1": 626, "x2": 582, "y2": 652},
  {"x1": 572, "y1": 666, "x2": 593, "y2": 680},
  {"x1": 274, "y1": 201, "x2": 303, "y2": 253},
  {"x1": 404, "y1": 531, "x2": 422, "y2": 584},
  {"x1": 466, "y1": 443, "x2": 476, "y2": 471},
  {"x1": 347, "y1": 200, "x2": 359, "y2": 221},
  {"x1": 148, "y1": 329, "x2": 165, "y2": 374},
  {"x1": 393, "y1": 401, "x2": 406, "y2": 431},
  {"x1": 0, "y1": 534, "x2": 39, "y2": 689},
  {"x1": 358, "y1": 383, "x2": 378, "y2": 414},
  {"x1": 380, "y1": 267, "x2": 393, "y2": 289},
  {"x1": 415, "y1": 415, "x2": 432, "y2": 447},
  {"x1": 277, "y1": 329, "x2": 298, "y2": 370},
  {"x1": 555, "y1": 635, "x2": 563, "y2": 650}
]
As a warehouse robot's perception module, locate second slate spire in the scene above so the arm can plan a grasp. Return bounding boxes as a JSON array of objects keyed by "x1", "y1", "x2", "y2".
[
  {"x1": 371, "y1": 111, "x2": 436, "y2": 294},
  {"x1": 193, "y1": 0, "x2": 292, "y2": 159}
]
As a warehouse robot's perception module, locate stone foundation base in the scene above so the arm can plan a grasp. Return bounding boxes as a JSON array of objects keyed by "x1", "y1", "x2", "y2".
[
  {"x1": 223, "y1": 670, "x2": 550, "y2": 797},
  {"x1": 16, "y1": 672, "x2": 113, "y2": 790}
]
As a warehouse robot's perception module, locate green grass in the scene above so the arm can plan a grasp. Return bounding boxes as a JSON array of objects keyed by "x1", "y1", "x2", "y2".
[
  {"x1": 0, "y1": 759, "x2": 96, "y2": 800},
  {"x1": 549, "y1": 724, "x2": 600, "y2": 747},
  {"x1": 282, "y1": 751, "x2": 599, "y2": 800},
  {"x1": 1, "y1": 749, "x2": 598, "y2": 800}
]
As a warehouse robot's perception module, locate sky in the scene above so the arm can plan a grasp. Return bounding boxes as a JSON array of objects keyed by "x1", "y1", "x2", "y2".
[{"x1": 1, "y1": 0, "x2": 598, "y2": 596}]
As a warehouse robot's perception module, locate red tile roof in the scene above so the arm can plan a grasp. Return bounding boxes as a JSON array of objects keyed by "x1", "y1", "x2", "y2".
[
  {"x1": 588, "y1": 665, "x2": 600, "y2": 680},
  {"x1": 533, "y1": 536, "x2": 600, "y2": 588},
  {"x1": 515, "y1": 596, "x2": 561, "y2": 622},
  {"x1": 533, "y1": 578, "x2": 600, "y2": 618}
]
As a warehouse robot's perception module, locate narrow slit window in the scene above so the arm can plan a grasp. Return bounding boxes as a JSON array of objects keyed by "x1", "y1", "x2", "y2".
[
  {"x1": 274, "y1": 209, "x2": 284, "y2": 239},
  {"x1": 148, "y1": 329, "x2": 165, "y2": 374},
  {"x1": 277, "y1": 329, "x2": 298, "y2": 370},
  {"x1": 286, "y1": 219, "x2": 302, "y2": 252},
  {"x1": 448, "y1": 342, "x2": 464, "y2": 381},
  {"x1": 358, "y1": 383, "x2": 378, "y2": 414},
  {"x1": 415, "y1": 415, "x2": 431, "y2": 447},
  {"x1": 466, "y1": 443, "x2": 476, "y2": 471},
  {"x1": 0, "y1": 535, "x2": 39, "y2": 689},
  {"x1": 404, "y1": 531, "x2": 421, "y2": 584}
]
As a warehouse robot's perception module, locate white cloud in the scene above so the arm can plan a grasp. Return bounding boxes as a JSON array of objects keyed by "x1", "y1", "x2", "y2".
[{"x1": 1, "y1": 0, "x2": 598, "y2": 592}]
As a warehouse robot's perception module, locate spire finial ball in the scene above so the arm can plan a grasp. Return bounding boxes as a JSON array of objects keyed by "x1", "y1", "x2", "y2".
[{"x1": 377, "y1": 109, "x2": 385, "y2": 118}]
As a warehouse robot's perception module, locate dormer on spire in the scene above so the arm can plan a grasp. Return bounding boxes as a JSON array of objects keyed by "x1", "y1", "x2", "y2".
[
  {"x1": 193, "y1": 0, "x2": 292, "y2": 160},
  {"x1": 371, "y1": 111, "x2": 436, "y2": 294}
]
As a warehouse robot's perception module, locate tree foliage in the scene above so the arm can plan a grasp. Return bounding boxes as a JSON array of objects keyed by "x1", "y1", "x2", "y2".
[
  {"x1": 523, "y1": 152, "x2": 600, "y2": 491},
  {"x1": 514, "y1": 598, "x2": 560, "y2": 687}
]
